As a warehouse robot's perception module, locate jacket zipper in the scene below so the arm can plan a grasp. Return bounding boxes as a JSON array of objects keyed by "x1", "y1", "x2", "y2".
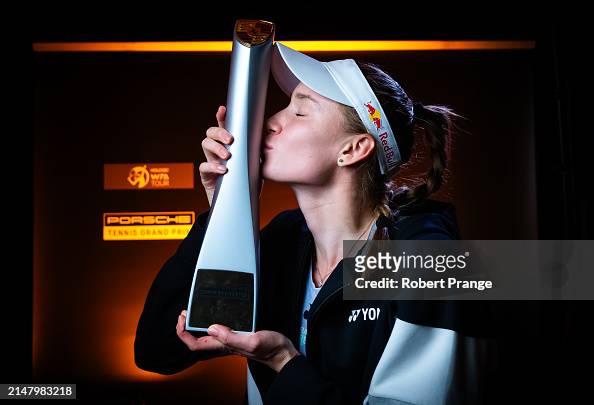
[
  {"x1": 306, "y1": 279, "x2": 355, "y2": 356},
  {"x1": 291, "y1": 233, "x2": 314, "y2": 346}
]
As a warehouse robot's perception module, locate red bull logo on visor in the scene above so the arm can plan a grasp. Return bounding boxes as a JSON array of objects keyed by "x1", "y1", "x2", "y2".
[
  {"x1": 379, "y1": 132, "x2": 397, "y2": 168},
  {"x1": 365, "y1": 102, "x2": 382, "y2": 130},
  {"x1": 364, "y1": 102, "x2": 400, "y2": 172}
]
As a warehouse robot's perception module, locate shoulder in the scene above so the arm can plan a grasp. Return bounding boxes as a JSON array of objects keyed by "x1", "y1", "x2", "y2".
[
  {"x1": 395, "y1": 300, "x2": 495, "y2": 338},
  {"x1": 383, "y1": 199, "x2": 461, "y2": 240},
  {"x1": 261, "y1": 207, "x2": 307, "y2": 239}
]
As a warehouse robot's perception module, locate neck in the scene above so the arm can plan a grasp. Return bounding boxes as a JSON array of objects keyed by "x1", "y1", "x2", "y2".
[{"x1": 292, "y1": 181, "x2": 378, "y2": 282}]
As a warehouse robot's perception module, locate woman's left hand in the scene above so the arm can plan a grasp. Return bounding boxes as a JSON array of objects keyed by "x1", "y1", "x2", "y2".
[{"x1": 207, "y1": 324, "x2": 300, "y2": 372}]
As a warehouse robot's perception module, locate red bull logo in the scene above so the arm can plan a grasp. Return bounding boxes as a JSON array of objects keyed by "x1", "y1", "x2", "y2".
[
  {"x1": 379, "y1": 131, "x2": 398, "y2": 171},
  {"x1": 365, "y1": 102, "x2": 382, "y2": 130}
]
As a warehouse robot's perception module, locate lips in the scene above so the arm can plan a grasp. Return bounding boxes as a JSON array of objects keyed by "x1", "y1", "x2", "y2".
[{"x1": 263, "y1": 143, "x2": 274, "y2": 151}]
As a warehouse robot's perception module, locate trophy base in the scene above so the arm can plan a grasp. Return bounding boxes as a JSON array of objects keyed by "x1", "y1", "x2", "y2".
[{"x1": 188, "y1": 269, "x2": 254, "y2": 332}]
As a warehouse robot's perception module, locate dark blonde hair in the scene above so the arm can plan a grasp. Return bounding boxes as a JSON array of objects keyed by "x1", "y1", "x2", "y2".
[{"x1": 341, "y1": 62, "x2": 459, "y2": 225}]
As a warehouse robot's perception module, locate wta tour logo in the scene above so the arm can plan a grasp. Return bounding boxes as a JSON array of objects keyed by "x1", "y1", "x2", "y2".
[
  {"x1": 103, "y1": 163, "x2": 194, "y2": 190},
  {"x1": 127, "y1": 165, "x2": 150, "y2": 188}
]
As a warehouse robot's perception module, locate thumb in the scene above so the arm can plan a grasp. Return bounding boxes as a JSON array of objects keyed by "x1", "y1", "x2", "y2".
[{"x1": 207, "y1": 324, "x2": 243, "y2": 348}]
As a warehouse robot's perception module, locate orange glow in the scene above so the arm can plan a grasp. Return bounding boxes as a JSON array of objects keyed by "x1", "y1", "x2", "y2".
[
  {"x1": 32, "y1": 40, "x2": 535, "y2": 53},
  {"x1": 119, "y1": 336, "x2": 170, "y2": 381}
]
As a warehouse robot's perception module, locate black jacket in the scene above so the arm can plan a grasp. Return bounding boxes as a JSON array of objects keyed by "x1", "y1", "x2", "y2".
[{"x1": 135, "y1": 199, "x2": 496, "y2": 404}]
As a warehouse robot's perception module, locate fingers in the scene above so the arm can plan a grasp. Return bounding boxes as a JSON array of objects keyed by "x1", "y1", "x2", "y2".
[
  {"x1": 202, "y1": 136, "x2": 232, "y2": 161},
  {"x1": 207, "y1": 324, "x2": 257, "y2": 357},
  {"x1": 216, "y1": 106, "x2": 226, "y2": 128},
  {"x1": 206, "y1": 126, "x2": 233, "y2": 146},
  {"x1": 199, "y1": 107, "x2": 234, "y2": 206},
  {"x1": 199, "y1": 107, "x2": 233, "y2": 182},
  {"x1": 176, "y1": 311, "x2": 226, "y2": 352},
  {"x1": 202, "y1": 325, "x2": 296, "y2": 371},
  {"x1": 199, "y1": 161, "x2": 227, "y2": 177}
]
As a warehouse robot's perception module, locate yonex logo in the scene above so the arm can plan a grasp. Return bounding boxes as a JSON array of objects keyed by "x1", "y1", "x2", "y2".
[{"x1": 348, "y1": 307, "x2": 381, "y2": 323}]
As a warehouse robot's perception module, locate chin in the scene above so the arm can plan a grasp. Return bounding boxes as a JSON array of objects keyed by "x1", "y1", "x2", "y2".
[
  {"x1": 261, "y1": 165, "x2": 283, "y2": 183},
  {"x1": 261, "y1": 155, "x2": 322, "y2": 184},
  {"x1": 261, "y1": 163, "x2": 290, "y2": 183}
]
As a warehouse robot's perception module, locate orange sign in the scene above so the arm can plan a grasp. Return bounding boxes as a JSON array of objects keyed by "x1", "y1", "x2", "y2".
[
  {"x1": 103, "y1": 163, "x2": 194, "y2": 190},
  {"x1": 103, "y1": 211, "x2": 195, "y2": 241}
]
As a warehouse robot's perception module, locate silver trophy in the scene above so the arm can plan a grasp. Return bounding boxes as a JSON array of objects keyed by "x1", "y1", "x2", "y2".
[{"x1": 186, "y1": 20, "x2": 274, "y2": 333}]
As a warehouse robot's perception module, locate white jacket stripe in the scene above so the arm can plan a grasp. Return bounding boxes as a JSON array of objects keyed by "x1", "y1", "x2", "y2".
[{"x1": 364, "y1": 318, "x2": 495, "y2": 405}]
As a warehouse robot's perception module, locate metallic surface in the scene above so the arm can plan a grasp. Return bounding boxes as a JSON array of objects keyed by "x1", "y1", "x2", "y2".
[{"x1": 186, "y1": 20, "x2": 274, "y2": 333}]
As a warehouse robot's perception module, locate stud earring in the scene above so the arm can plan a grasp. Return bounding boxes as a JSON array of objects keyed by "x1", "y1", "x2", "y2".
[{"x1": 338, "y1": 158, "x2": 344, "y2": 166}]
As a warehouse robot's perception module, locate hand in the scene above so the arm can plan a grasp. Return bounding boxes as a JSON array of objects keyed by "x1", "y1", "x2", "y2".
[
  {"x1": 176, "y1": 310, "x2": 228, "y2": 354},
  {"x1": 199, "y1": 106, "x2": 234, "y2": 207},
  {"x1": 207, "y1": 323, "x2": 299, "y2": 373},
  {"x1": 199, "y1": 106, "x2": 265, "y2": 207}
]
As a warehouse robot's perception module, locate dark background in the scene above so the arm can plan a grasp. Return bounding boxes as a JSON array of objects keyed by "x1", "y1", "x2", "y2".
[{"x1": 6, "y1": 7, "x2": 592, "y2": 404}]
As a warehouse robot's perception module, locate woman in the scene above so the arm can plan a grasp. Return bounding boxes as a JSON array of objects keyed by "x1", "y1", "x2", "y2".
[{"x1": 135, "y1": 43, "x2": 495, "y2": 404}]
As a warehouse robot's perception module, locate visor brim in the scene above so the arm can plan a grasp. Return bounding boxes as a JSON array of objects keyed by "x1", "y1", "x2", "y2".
[{"x1": 271, "y1": 42, "x2": 353, "y2": 107}]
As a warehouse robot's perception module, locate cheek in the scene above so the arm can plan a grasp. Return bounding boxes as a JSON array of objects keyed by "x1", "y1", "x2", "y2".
[
  {"x1": 285, "y1": 128, "x2": 333, "y2": 164},
  {"x1": 264, "y1": 125, "x2": 336, "y2": 181}
]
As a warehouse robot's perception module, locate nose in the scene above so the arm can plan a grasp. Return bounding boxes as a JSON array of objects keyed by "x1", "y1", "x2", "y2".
[{"x1": 264, "y1": 116, "x2": 280, "y2": 142}]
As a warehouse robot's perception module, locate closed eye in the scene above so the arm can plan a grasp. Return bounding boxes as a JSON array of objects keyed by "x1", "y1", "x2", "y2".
[{"x1": 296, "y1": 113, "x2": 306, "y2": 117}]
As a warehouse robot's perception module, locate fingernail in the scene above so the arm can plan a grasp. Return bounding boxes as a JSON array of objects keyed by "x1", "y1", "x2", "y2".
[{"x1": 207, "y1": 325, "x2": 219, "y2": 336}]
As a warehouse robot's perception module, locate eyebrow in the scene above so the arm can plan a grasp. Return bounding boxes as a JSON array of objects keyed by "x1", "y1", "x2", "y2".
[{"x1": 293, "y1": 92, "x2": 320, "y2": 105}]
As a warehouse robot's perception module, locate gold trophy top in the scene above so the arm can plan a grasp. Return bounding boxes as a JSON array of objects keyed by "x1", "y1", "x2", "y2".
[{"x1": 234, "y1": 20, "x2": 275, "y2": 47}]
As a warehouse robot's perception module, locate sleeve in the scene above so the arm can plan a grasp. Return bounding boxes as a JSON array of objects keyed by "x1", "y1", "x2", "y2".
[
  {"x1": 365, "y1": 205, "x2": 496, "y2": 404},
  {"x1": 396, "y1": 208, "x2": 461, "y2": 240},
  {"x1": 134, "y1": 208, "x2": 227, "y2": 375},
  {"x1": 134, "y1": 207, "x2": 301, "y2": 375},
  {"x1": 264, "y1": 319, "x2": 497, "y2": 405},
  {"x1": 264, "y1": 355, "x2": 347, "y2": 404},
  {"x1": 363, "y1": 318, "x2": 497, "y2": 405}
]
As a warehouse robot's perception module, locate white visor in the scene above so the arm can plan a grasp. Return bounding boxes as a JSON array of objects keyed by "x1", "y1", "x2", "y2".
[{"x1": 271, "y1": 42, "x2": 402, "y2": 175}]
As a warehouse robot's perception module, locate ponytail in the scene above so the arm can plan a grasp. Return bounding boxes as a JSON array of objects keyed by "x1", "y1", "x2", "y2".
[{"x1": 388, "y1": 102, "x2": 456, "y2": 212}]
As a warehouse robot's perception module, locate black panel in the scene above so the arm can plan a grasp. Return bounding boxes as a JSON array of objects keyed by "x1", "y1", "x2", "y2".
[{"x1": 189, "y1": 269, "x2": 254, "y2": 332}]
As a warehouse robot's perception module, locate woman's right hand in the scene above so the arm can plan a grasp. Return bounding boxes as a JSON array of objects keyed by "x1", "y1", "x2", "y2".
[{"x1": 199, "y1": 106, "x2": 234, "y2": 207}]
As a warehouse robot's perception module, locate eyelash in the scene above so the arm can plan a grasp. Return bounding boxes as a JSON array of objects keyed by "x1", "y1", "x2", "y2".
[{"x1": 296, "y1": 113, "x2": 305, "y2": 117}]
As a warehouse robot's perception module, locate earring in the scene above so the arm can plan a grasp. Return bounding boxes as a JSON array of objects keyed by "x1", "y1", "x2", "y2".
[{"x1": 338, "y1": 158, "x2": 344, "y2": 166}]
